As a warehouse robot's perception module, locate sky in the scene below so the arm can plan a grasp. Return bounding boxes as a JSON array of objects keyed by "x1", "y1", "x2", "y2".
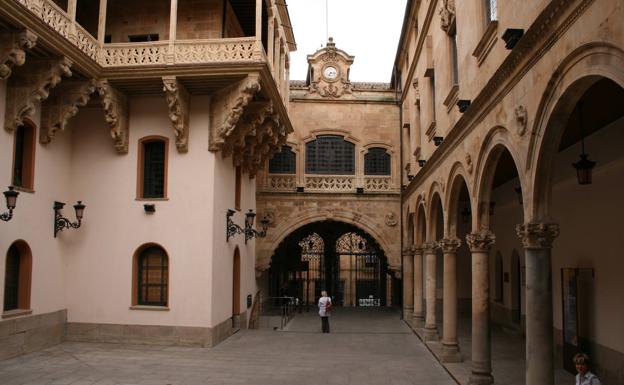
[{"x1": 285, "y1": 0, "x2": 408, "y2": 83}]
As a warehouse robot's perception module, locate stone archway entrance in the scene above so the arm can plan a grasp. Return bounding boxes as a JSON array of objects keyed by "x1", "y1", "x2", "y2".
[{"x1": 268, "y1": 220, "x2": 397, "y2": 308}]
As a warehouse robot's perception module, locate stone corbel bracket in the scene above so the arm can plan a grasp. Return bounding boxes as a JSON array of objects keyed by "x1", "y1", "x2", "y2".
[
  {"x1": 95, "y1": 80, "x2": 129, "y2": 154},
  {"x1": 239, "y1": 110, "x2": 286, "y2": 176},
  {"x1": 162, "y1": 76, "x2": 190, "y2": 153},
  {"x1": 439, "y1": 0, "x2": 456, "y2": 34},
  {"x1": 40, "y1": 79, "x2": 97, "y2": 144},
  {"x1": 0, "y1": 30, "x2": 37, "y2": 80},
  {"x1": 209, "y1": 74, "x2": 261, "y2": 153},
  {"x1": 4, "y1": 56, "x2": 72, "y2": 132}
]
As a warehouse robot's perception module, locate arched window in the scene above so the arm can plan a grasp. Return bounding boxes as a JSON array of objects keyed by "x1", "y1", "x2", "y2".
[
  {"x1": 364, "y1": 147, "x2": 391, "y2": 175},
  {"x1": 3, "y1": 241, "x2": 32, "y2": 312},
  {"x1": 12, "y1": 121, "x2": 36, "y2": 190},
  {"x1": 138, "y1": 137, "x2": 168, "y2": 199},
  {"x1": 133, "y1": 245, "x2": 168, "y2": 307},
  {"x1": 305, "y1": 135, "x2": 355, "y2": 175},
  {"x1": 269, "y1": 146, "x2": 296, "y2": 174}
]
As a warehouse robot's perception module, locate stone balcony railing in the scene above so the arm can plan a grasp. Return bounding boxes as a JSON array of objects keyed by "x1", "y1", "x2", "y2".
[
  {"x1": 267, "y1": 175, "x2": 297, "y2": 191},
  {"x1": 14, "y1": 0, "x2": 265, "y2": 68},
  {"x1": 364, "y1": 176, "x2": 392, "y2": 192},
  {"x1": 305, "y1": 175, "x2": 355, "y2": 192},
  {"x1": 260, "y1": 174, "x2": 398, "y2": 194}
]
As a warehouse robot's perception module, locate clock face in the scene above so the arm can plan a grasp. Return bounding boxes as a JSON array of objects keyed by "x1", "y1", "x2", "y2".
[{"x1": 323, "y1": 66, "x2": 338, "y2": 80}]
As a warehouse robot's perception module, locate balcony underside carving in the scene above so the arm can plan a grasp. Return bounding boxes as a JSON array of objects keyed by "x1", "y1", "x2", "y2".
[
  {"x1": 0, "y1": 29, "x2": 37, "y2": 80},
  {"x1": 40, "y1": 79, "x2": 97, "y2": 144},
  {"x1": 4, "y1": 56, "x2": 72, "y2": 132},
  {"x1": 95, "y1": 80, "x2": 129, "y2": 154},
  {"x1": 163, "y1": 76, "x2": 190, "y2": 153}
]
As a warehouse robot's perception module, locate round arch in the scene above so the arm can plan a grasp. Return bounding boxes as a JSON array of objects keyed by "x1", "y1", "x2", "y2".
[
  {"x1": 528, "y1": 42, "x2": 624, "y2": 221},
  {"x1": 474, "y1": 126, "x2": 526, "y2": 230},
  {"x1": 4, "y1": 240, "x2": 33, "y2": 311},
  {"x1": 415, "y1": 199, "x2": 427, "y2": 246},
  {"x1": 258, "y1": 207, "x2": 396, "y2": 270},
  {"x1": 445, "y1": 162, "x2": 473, "y2": 237}
]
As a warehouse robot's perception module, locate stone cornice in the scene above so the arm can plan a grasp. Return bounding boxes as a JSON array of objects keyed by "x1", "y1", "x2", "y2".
[{"x1": 404, "y1": 0, "x2": 595, "y2": 199}]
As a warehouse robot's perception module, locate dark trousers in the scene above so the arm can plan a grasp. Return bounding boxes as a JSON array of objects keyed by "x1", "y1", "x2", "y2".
[{"x1": 321, "y1": 316, "x2": 330, "y2": 333}]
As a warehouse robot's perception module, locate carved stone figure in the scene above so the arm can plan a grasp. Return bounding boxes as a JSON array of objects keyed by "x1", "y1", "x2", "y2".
[
  {"x1": 439, "y1": 0, "x2": 456, "y2": 34},
  {"x1": 0, "y1": 30, "x2": 37, "y2": 80},
  {"x1": 95, "y1": 80, "x2": 129, "y2": 154},
  {"x1": 515, "y1": 105, "x2": 528, "y2": 136},
  {"x1": 162, "y1": 76, "x2": 190, "y2": 153}
]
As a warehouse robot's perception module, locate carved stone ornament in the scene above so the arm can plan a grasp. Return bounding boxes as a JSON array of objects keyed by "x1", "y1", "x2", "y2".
[
  {"x1": 162, "y1": 76, "x2": 190, "y2": 153},
  {"x1": 0, "y1": 30, "x2": 37, "y2": 80},
  {"x1": 465, "y1": 153, "x2": 473, "y2": 174},
  {"x1": 385, "y1": 212, "x2": 398, "y2": 227},
  {"x1": 209, "y1": 75, "x2": 261, "y2": 152},
  {"x1": 422, "y1": 241, "x2": 438, "y2": 253},
  {"x1": 95, "y1": 80, "x2": 129, "y2": 154},
  {"x1": 466, "y1": 231, "x2": 496, "y2": 252},
  {"x1": 515, "y1": 105, "x2": 528, "y2": 136},
  {"x1": 516, "y1": 222, "x2": 560, "y2": 249},
  {"x1": 4, "y1": 56, "x2": 72, "y2": 132},
  {"x1": 402, "y1": 246, "x2": 415, "y2": 256},
  {"x1": 439, "y1": 0, "x2": 456, "y2": 34},
  {"x1": 438, "y1": 237, "x2": 462, "y2": 253},
  {"x1": 413, "y1": 246, "x2": 424, "y2": 256},
  {"x1": 40, "y1": 79, "x2": 97, "y2": 144}
]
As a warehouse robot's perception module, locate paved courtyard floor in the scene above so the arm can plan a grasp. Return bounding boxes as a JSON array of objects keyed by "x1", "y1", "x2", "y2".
[{"x1": 0, "y1": 307, "x2": 456, "y2": 385}]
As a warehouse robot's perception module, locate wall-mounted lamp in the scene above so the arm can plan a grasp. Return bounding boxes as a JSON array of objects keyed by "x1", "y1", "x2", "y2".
[
  {"x1": 407, "y1": 174, "x2": 415, "y2": 181},
  {"x1": 433, "y1": 136, "x2": 444, "y2": 146},
  {"x1": 356, "y1": 187, "x2": 364, "y2": 194},
  {"x1": 418, "y1": 159, "x2": 427, "y2": 167},
  {"x1": 54, "y1": 200, "x2": 85, "y2": 237},
  {"x1": 514, "y1": 186, "x2": 523, "y2": 205},
  {"x1": 502, "y1": 29, "x2": 524, "y2": 49},
  {"x1": 457, "y1": 100, "x2": 471, "y2": 113},
  {"x1": 1, "y1": 186, "x2": 19, "y2": 222},
  {"x1": 244, "y1": 209, "x2": 269, "y2": 243},
  {"x1": 226, "y1": 209, "x2": 244, "y2": 242},
  {"x1": 572, "y1": 101, "x2": 596, "y2": 185},
  {"x1": 143, "y1": 204, "x2": 156, "y2": 214}
]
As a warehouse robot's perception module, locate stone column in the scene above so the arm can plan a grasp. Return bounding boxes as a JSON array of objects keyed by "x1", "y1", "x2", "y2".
[
  {"x1": 412, "y1": 246, "x2": 425, "y2": 327},
  {"x1": 439, "y1": 237, "x2": 462, "y2": 362},
  {"x1": 97, "y1": 0, "x2": 108, "y2": 44},
  {"x1": 423, "y1": 241, "x2": 439, "y2": 341},
  {"x1": 516, "y1": 223, "x2": 559, "y2": 385},
  {"x1": 466, "y1": 230, "x2": 495, "y2": 385},
  {"x1": 402, "y1": 246, "x2": 414, "y2": 318},
  {"x1": 255, "y1": 0, "x2": 262, "y2": 42}
]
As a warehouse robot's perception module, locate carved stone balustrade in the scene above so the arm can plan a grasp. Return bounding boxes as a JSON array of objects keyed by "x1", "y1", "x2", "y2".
[{"x1": 305, "y1": 175, "x2": 355, "y2": 192}]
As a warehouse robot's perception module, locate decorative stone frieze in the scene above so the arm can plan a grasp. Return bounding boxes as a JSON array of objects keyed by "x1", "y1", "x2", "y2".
[
  {"x1": 40, "y1": 79, "x2": 97, "y2": 144},
  {"x1": 306, "y1": 175, "x2": 354, "y2": 191},
  {"x1": 515, "y1": 105, "x2": 528, "y2": 136},
  {"x1": 4, "y1": 56, "x2": 72, "y2": 132},
  {"x1": 466, "y1": 231, "x2": 496, "y2": 252},
  {"x1": 95, "y1": 80, "x2": 129, "y2": 154},
  {"x1": 439, "y1": 0, "x2": 456, "y2": 34},
  {"x1": 438, "y1": 237, "x2": 462, "y2": 253},
  {"x1": 0, "y1": 30, "x2": 37, "y2": 80},
  {"x1": 162, "y1": 76, "x2": 190, "y2": 153},
  {"x1": 516, "y1": 222, "x2": 560, "y2": 249}
]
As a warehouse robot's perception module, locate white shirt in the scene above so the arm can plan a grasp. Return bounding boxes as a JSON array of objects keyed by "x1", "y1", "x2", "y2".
[
  {"x1": 576, "y1": 372, "x2": 602, "y2": 385},
  {"x1": 318, "y1": 296, "x2": 331, "y2": 317}
]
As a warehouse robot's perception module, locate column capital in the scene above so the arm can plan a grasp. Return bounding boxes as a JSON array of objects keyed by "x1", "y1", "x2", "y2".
[
  {"x1": 516, "y1": 222, "x2": 560, "y2": 249},
  {"x1": 466, "y1": 231, "x2": 495, "y2": 253},
  {"x1": 438, "y1": 237, "x2": 462, "y2": 253},
  {"x1": 422, "y1": 241, "x2": 438, "y2": 253},
  {"x1": 413, "y1": 246, "x2": 424, "y2": 256},
  {"x1": 402, "y1": 245, "x2": 415, "y2": 257}
]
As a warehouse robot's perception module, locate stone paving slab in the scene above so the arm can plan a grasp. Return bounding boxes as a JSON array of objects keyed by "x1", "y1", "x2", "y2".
[{"x1": 0, "y1": 308, "x2": 456, "y2": 385}]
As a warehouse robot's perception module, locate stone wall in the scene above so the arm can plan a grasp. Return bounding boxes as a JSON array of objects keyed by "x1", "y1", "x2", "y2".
[{"x1": 0, "y1": 310, "x2": 66, "y2": 361}]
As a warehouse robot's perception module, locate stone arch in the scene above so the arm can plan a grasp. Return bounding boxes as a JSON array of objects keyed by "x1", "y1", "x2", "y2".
[
  {"x1": 474, "y1": 126, "x2": 526, "y2": 230},
  {"x1": 445, "y1": 161, "x2": 473, "y2": 237},
  {"x1": 426, "y1": 184, "x2": 444, "y2": 242},
  {"x1": 257, "y1": 207, "x2": 396, "y2": 270},
  {"x1": 528, "y1": 42, "x2": 624, "y2": 221},
  {"x1": 3, "y1": 239, "x2": 33, "y2": 311},
  {"x1": 415, "y1": 197, "x2": 427, "y2": 246}
]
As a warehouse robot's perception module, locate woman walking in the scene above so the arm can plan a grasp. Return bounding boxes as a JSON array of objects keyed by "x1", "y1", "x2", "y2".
[{"x1": 318, "y1": 290, "x2": 332, "y2": 333}]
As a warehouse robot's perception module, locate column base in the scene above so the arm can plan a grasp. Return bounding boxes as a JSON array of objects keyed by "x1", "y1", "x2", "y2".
[
  {"x1": 440, "y1": 343, "x2": 462, "y2": 363},
  {"x1": 402, "y1": 308, "x2": 413, "y2": 320},
  {"x1": 411, "y1": 313, "x2": 425, "y2": 328},
  {"x1": 423, "y1": 326, "x2": 439, "y2": 341},
  {"x1": 469, "y1": 373, "x2": 493, "y2": 385}
]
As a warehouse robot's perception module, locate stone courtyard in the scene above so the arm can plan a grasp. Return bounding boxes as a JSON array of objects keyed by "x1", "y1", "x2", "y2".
[{"x1": 0, "y1": 308, "x2": 454, "y2": 385}]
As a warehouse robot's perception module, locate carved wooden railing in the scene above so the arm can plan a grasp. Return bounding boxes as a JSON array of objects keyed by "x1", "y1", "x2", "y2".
[
  {"x1": 267, "y1": 174, "x2": 296, "y2": 191},
  {"x1": 305, "y1": 175, "x2": 355, "y2": 192},
  {"x1": 13, "y1": 0, "x2": 265, "y2": 68}
]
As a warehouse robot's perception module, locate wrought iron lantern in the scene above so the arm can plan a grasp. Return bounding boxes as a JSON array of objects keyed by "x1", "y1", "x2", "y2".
[
  {"x1": 433, "y1": 136, "x2": 444, "y2": 146},
  {"x1": 418, "y1": 159, "x2": 427, "y2": 167},
  {"x1": 1, "y1": 186, "x2": 19, "y2": 222},
  {"x1": 244, "y1": 209, "x2": 269, "y2": 243},
  {"x1": 54, "y1": 200, "x2": 86, "y2": 237},
  {"x1": 572, "y1": 102, "x2": 596, "y2": 185}
]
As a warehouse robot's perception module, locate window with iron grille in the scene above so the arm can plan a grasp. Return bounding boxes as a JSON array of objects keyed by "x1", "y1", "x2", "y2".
[
  {"x1": 364, "y1": 148, "x2": 391, "y2": 175},
  {"x1": 141, "y1": 140, "x2": 166, "y2": 198},
  {"x1": 269, "y1": 146, "x2": 296, "y2": 174},
  {"x1": 137, "y1": 247, "x2": 168, "y2": 306},
  {"x1": 305, "y1": 135, "x2": 355, "y2": 175}
]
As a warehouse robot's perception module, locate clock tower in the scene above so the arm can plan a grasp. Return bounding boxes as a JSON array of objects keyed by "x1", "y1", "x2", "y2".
[{"x1": 305, "y1": 37, "x2": 354, "y2": 99}]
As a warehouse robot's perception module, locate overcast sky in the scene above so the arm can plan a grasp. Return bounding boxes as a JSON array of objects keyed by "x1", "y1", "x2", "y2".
[{"x1": 286, "y1": 0, "x2": 408, "y2": 83}]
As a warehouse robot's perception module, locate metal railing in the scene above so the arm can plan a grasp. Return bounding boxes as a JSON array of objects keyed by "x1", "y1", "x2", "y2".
[{"x1": 262, "y1": 296, "x2": 299, "y2": 329}]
